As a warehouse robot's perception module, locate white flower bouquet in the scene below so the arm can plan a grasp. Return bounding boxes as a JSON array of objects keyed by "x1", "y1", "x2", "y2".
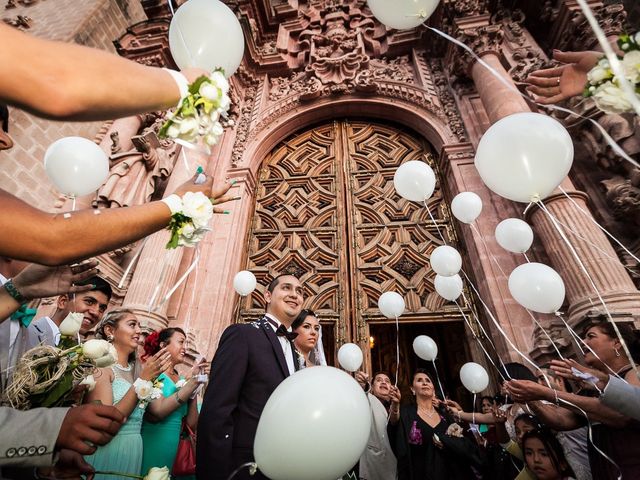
[
  {"x1": 159, "y1": 70, "x2": 231, "y2": 148},
  {"x1": 584, "y1": 32, "x2": 640, "y2": 114},
  {"x1": 133, "y1": 377, "x2": 164, "y2": 409},
  {"x1": 165, "y1": 191, "x2": 214, "y2": 249}
]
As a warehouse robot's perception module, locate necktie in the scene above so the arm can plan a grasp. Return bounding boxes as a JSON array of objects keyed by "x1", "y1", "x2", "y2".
[
  {"x1": 265, "y1": 317, "x2": 298, "y2": 341},
  {"x1": 11, "y1": 305, "x2": 36, "y2": 328}
]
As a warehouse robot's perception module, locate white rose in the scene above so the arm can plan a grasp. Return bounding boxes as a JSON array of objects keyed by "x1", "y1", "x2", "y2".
[
  {"x1": 178, "y1": 228, "x2": 208, "y2": 247},
  {"x1": 209, "y1": 110, "x2": 220, "y2": 123},
  {"x1": 166, "y1": 123, "x2": 180, "y2": 138},
  {"x1": 199, "y1": 83, "x2": 221, "y2": 102},
  {"x1": 203, "y1": 132, "x2": 221, "y2": 147},
  {"x1": 95, "y1": 344, "x2": 118, "y2": 368},
  {"x1": 593, "y1": 81, "x2": 635, "y2": 114},
  {"x1": 80, "y1": 375, "x2": 96, "y2": 392},
  {"x1": 211, "y1": 122, "x2": 224, "y2": 137},
  {"x1": 144, "y1": 467, "x2": 171, "y2": 480},
  {"x1": 178, "y1": 117, "x2": 199, "y2": 135},
  {"x1": 217, "y1": 94, "x2": 231, "y2": 114},
  {"x1": 210, "y1": 71, "x2": 230, "y2": 93},
  {"x1": 622, "y1": 50, "x2": 640, "y2": 84},
  {"x1": 151, "y1": 386, "x2": 163, "y2": 400},
  {"x1": 587, "y1": 65, "x2": 612, "y2": 84},
  {"x1": 82, "y1": 339, "x2": 111, "y2": 359},
  {"x1": 59, "y1": 312, "x2": 84, "y2": 337},
  {"x1": 180, "y1": 223, "x2": 196, "y2": 239},
  {"x1": 181, "y1": 191, "x2": 213, "y2": 229},
  {"x1": 133, "y1": 378, "x2": 153, "y2": 400}
]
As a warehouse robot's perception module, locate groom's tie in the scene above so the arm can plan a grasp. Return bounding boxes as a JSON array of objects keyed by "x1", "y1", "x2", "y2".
[{"x1": 265, "y1": 318, "x2": 298, "y2": 341}]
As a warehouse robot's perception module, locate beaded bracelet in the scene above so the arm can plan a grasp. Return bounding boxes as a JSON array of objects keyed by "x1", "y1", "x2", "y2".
[{"x1": 4, "y1": 279, "x2": 27, "y2": 304}]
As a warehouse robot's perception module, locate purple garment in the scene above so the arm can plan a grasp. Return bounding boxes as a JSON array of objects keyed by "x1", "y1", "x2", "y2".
[{"x1": 409, "y1": 420, "x2": 423, "y2": 445}]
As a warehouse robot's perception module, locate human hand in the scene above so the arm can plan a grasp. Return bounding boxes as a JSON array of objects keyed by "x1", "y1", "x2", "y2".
[
  {"x1": 189, "y1": 356, "x2": 210, "y2": 378},
  {"x1": 444, "y1": 399, "x2": 462, "y2": 413},
  {"x1": 55, "y1": 404, "x2": 124, "y2": 455},
  {"x1": 354, "y1": 371, "x2": 370, "y2": 390},
  {"x1": 36, "y1": 449, "x2": 95, "y2": 480},
  {"x1": 550, "y1": 358, "x2": 608, "y2": 390},
  {"x1": 11, "y1": 260, "x2": 99, "y2": 301},
  {"x1": 491, "y1": 406, "x2": 507, "y2": 423},
  {"x1": 505, "y1": 379, "x2": 552, "y2": 403},
  {"x1": 171, "y1": 175, "x2": 239, "y2": 214},
  {"x1": 389, "y1": 385, "x2": 401, "y2": 406},
  {"x1": 526, "y1": 50, "x2": 602, "y2": 104},
  {"x1": 140, "y1": 347, "x2": 171, "y2": 381}
]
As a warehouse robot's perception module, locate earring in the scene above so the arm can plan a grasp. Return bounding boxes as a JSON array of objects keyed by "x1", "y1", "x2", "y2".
[
  {"x1": 615, "y1": 348, "x2": 621, "y2": 357},
  {"x1": 107, "y1": 335, "x2": 114, "y2": 342},
  {"x1": 411, "y1": 390, "x2": 415, "y2": 396}
]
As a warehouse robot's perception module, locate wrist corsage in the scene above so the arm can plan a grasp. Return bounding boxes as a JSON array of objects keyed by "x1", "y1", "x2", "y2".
[
  {"x1": 133, "y1": 378, "x2": 163, "y2": 409},
  {"x1": 584, "y1": 32, "x2": 640, "y2": 114},
  {"x1": 159, "y1": 70, "x2": 231, "y2": 148},
  {"x1": 162, "y1": 191, "x2": 214, "y2": 249}
]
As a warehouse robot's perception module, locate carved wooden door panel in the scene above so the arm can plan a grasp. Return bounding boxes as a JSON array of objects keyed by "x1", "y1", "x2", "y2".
[{"x1": 241, "y1": 120, "x2": 466, "y2": 369}]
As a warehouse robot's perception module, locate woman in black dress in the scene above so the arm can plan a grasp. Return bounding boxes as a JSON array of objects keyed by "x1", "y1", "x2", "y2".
[{"x1": 388, "y1": 369, "x2": 485, "y2": 480}]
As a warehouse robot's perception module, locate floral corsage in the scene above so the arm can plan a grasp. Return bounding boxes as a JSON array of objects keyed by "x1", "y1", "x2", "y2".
[
  {"x1": 133, "y1": 378, "x2": 163, "y2": 409},
  {"x1": 164, "y1": 191, "x2": 214, "y2": 249},
  {"x1": 159, "y1": 70, "x2": 231, "y2": 148},
  {"x1": 584, "y1": 32, "x2": 640, "y2": 114}
]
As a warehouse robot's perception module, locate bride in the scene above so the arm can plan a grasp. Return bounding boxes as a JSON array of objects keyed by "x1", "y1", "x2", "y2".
[{"x1": 291, "y1": 309, "x2": 326, "y2": 368}]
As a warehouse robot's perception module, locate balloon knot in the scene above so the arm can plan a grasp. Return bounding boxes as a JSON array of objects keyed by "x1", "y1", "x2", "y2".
[
  {"x1": 554, "y1": 311, "x2": 564, "y2": 317},
  {"x1": 530, "y1": 194, "x2": 541, "y2": 203},
  {"x1": 417, "y1": 9, "x2": 428, "y2": 18},
  {"x1": 249, "y1": 463, "x2": 258, "y2": 476}
]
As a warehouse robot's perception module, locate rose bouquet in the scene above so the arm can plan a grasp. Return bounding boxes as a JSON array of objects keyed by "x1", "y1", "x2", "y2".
[
  {"x1": 165, "y1": 190, "x2": 214, "y2": 249},
  {"x1": 584, "y1": 32, "x2": 640, "y2": 114},
  {"x1": 2, "y1": 322, "x2": 117, "y2": 410}
]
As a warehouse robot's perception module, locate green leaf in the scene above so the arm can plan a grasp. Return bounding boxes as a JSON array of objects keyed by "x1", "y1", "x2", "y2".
[
  {"x1": 40, "y1": 373, "x2": 75, "y2": 408},
  {"x1": 188, "y1": 75, "x2": 210, "y2": 96}
]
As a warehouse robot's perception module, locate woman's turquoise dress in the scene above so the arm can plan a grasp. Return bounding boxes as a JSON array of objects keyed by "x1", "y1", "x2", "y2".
[
  {"x1": 141, "y1": 373, "x2": 194, "y2": 479},
  {"x1": 85, "y1": 365, "x2": 145, "y2": 479}
]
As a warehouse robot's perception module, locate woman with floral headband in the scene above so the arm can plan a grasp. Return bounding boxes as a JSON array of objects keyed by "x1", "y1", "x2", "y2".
[
  {"x1": 388, "y1": 369, "x2": 485, "y2": 480},
  {"x1": 141, "y1": 327, "x2": 210, "y2": 478},
  {"x1": 84, "y1": 309, "x2": 171, "y2": 479}
]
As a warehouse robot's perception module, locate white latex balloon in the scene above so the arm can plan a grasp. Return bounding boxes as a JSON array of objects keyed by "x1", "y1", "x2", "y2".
[
  {"x1": 508, "y1": 262, "x2": 565, "y2": 314},
  {"x1": 393, "y1": 161, "x2": 436, "y2": 202},
  {"x1": 413, "y1": 335, "x2": 438, "y2": 361},
  {"x1": 434, "y1": 274, "x2": 463, "y2": 301},
  {"x1": 451, "y1": 192, "x2": 483, "y2": 224},
  {"x1": 475, "y1": 112, "x2": 574, "y2": 203},
  {"x1": 460, "y1": 362, "x2": 489, "y2": 394},
  {"x1": 232, "y1": 270, "x2": 256, "y2": 296},
  {"x1": 338, "y1": 343, "x2": 363, "y2": 372},
  {"x1": 44, "y1": 137, "x2": 109, "y2": 197},
  {"x1": 378, "y1": 292, "x2": 405, "y2": 319},
  {"x1": 495, "y1": 219, "x2": 534, "y2": 254},
  {"x1": 169, "y1": 0, "x2": 245, "y2": 77},
  {"x1": 367, "y1": 0, "x2": 440, "y2": 30},
  {"x1": 430, "y1": 246, "x2": 462, "y2": 277},
  {"x1": 254, "y1": 367, "x2": 371, "y2": 480}
]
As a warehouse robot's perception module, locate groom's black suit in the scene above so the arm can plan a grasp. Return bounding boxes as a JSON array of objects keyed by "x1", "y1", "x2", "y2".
[{"x1": 196, "y1": 316, "x2": 294, "y2": 480}]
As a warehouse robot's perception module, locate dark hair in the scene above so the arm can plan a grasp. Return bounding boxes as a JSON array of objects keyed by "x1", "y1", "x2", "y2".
[
  {"x1": 267, "y1": 273, "x2": 300, "y2": 293},
  {"x1": 373, "y1": 371, "x2": 392, "y2": 382},
  {"x1": 77, "y1": 276, "x2": 113, "y2": 301},
  {"x1": 522, "y1": 428, "x2": 575, "y2": 478},
  {"x1": 94, "y1": 308, "x2": 137, "y2": 363},
  {"x1": 514, "y1": 413, "x2": 543, "y2": 430},
  {"x1": 143, "y1": 327, "x2": 186, "y2": 360},
  {"x1": 498, "y1": 362, "x2": 537, "y2": 382},
  {"x1": 479, "y1": 395, "x2": 495, "y2": 409},
  {"x1": 291, "y1": 309, "x2": 317, "y2": 330},
  {"x1": 582, "y1": 317, "x2": 640, "y2": 362},
  {"x1": 412, "y1": 368, "x2": 433, "y2": 383}
]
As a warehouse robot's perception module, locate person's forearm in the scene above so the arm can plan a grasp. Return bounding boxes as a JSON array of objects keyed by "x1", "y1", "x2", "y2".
[
  {"x1": 528, "y1": 401, "x2": 579, "y2": 431},
  {"x1": 0, "y1": 24, "x2": 180, "y2": 121},
  {"x1": 456, "y1": 411, "x2": 495, "y2": 424},
  {"x1": 186, "y1": 398, "x2": 199, "y2": 431},
  {"x1": 147, "y1": 379, "x2": 199, "y2": 420},
  {"x1": 555, "y1": 390, "x2": 629, "y2": 426},
  {"x1": 0, "y1": 190, "x2": 170, "y2": 265},
  {"x1": 0, "y1": 288, "x2": 21, "y2": 324}
]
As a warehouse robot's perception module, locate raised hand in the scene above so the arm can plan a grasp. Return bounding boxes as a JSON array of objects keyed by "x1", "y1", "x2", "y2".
[
  {"x1": 505, "y1": 379, "x2": 552, "y2": 403},
  {"x1": 354, "y1": 371, "x2": 370, "y2": 390},
  {"x1": 140, "y1": 347, "x2": 172, "y2": 381},
  {"x1": 550, "y1": 358, "x2": 608, "y2": 390},
  {"x1": 12, "y1": 259, "x2": 99, "y2": 300}
]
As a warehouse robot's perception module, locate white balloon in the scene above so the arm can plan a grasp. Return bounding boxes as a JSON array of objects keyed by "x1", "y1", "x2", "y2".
[
  {"x1": 413, "y1": 335, "x2": 438, "y2": 361},
  {"x1": 495, "y1": 218, "x2": 534, "y2": 254},
  {"x1": 460, "y1": 362, "x2": 489, "y2": 394},
  {"x1": 378, "y1": 291, "x2": 405, "y2": 319},
  {"x1": 451, "y1": 192, "x2": 483, "y2": 224},
  {"x1": 430, "y1": 246, "x2": 462, "y2": 277},
  {"x1": 232, "y1": 270, "x2": 256, "y2": 296},
  {"x1": 475, "y1": 112, "x2": 574, "y2": 203},
  {"x1": 169, "y1": 0, "x2": 245, "y2": 77},
  {"x1": 367, "y1": 0, "x2": 440, "y2": 30},
  {"x1": 434, "y1": 274, "x2": 463, "y2": 301},
  {"x1": 254, "y1": 367, "x2": 371, "y2": 480},
  {"x1": 338, "y1": 343, "x2": 363, "y2": 372},
  {"x1": 44, "y1": 137, "x2": 109, "y2": 197},
  {"x1": 393, "y1": 161, "x2": 436, "y2": 203},
  {"x1": 508, "y1": 262, "x2": 565, "y2": 314}
]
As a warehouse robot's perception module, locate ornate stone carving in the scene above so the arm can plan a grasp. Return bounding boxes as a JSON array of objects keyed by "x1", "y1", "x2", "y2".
[
  {"x1": 601, "y1": 177, "x2": 640, "y2": 224},
  {"x1": 114, "y1": 19, "x2": 173, "y2": 68},
  {"x1": 369, "y1": 56, "x2": 414, "y2": 84},
  {"x1": 231, "y1": 86, "x2": 257, "y2": 167},
  {"x1": 443, "y1": 0, "x2": 488, "y2": 17},
  {"x1": 553, "y1": 3, "x2": 626, "y2": 52},
  {"x1": 449, "y1": 22, "x2": 503, "y2": 77},
  {"x1": 428, "y1": 58, "x2": 467, "y2": 141},
  {"x1": 3, "y1": 14, "x2": 32, "y2": 29}
]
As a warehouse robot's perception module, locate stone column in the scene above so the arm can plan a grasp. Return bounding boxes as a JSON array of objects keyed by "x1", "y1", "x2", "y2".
[{"x1": 462, "y1": 21, "x2": 640, "y2": 338}]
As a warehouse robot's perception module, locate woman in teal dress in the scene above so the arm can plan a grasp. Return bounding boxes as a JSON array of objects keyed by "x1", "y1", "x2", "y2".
[
  {"x1": 141, "y1": 327, "x2": 209, "y2": 478},
  {"x1": 84, "y1": 308, "x2": 170, "y2": 480}
]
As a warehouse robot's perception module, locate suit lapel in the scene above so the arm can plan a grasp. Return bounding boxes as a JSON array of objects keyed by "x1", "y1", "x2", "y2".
[
  {"x1": 0, "y1": 320, "x2": 11, "y2": 389},
  {"x1": 259, "y1": 317, "x2": 290, "y2": 377}
]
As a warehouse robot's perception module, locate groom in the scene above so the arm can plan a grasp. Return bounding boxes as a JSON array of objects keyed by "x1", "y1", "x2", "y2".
[{"x1": 196, "y1": 274, "x2": 304, "y2": 480}]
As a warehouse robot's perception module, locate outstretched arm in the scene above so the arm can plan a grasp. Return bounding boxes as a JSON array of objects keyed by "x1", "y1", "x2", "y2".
[{"x1": 0, "y1": 23, "x2": 205, "y2": 121}]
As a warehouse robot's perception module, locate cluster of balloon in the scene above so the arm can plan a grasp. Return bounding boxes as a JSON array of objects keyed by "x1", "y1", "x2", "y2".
[
  {"x1": 233, "y1": 270, "x2": 256, "y2": 296},
  {"x1": 367, "y1": 0, "x2": 440, "y2": 30},
  {"x1": 495, "y1": 219, "x2": 534, "y2": 254},
  {"x1": 413, "y1": 335, "x2": 438, "y2": 362},
  {"x1": 169, "y1": 0, "x2": 245, "y2": 77},
  {"x1": 338, "y1": 343, "x2": 363, "y2": 372},
  {"x1": 44, "y1": 137, "x2": 109, "y2": 197},
  {"x1": 508, "y1": 263, "x2": 566, "y2": 314},
  {"x1": 254, "y1": 367, "x2": 371, "y2": 480},
  {"x1": 475, "y1": 112, "x2": 574, "y2": 204}
]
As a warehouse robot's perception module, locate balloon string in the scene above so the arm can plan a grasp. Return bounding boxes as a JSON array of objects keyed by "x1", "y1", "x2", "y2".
[
  {"x1": 225, "y1": 462, "x2": 257, "y2": 480},
  {"x1": 181, "y1": 245, "x2": 200, "y2": 350},
  {"x1": 395, "y1": 314, "x2": 400, "y2": 388},
  {"x1": 472, "y1": 392, "x2": 476, "y2": 426},
  {"x1": 118, "y1": 237, "x2": 148, "y2": 289},
  {"x1": 147, "y1": 251, "x2": 170, "y2": 313},
  {"x1": 71, "y1": 196, "x2": 76, "y2": 212},
  {"x1": 455, "y1": 299, "x2": 507, "y2": 382},
  {"x1": 536, "y1": 200, "x2": 636, "y2": 381},
  {"x1": 425, "y1": 26, "x2": 639, "y2": 171},
  {"x1": 523, "y1": 253, "x2": 531, "y2": 263},
  {"x1": 431, "y1": 359, "x2": 446, "y2": 400},
  {"x1": 423, "y1": 200, "x2": 447, "y2": 245},
  {"x1": 155, "y1": 248, "x2": 200, "y2": 311},
  {"x1": 524, "y1": 308, "x2": 565, "y2": 360},
  {"x1": 558, "y1": 186, "x2": 640, "y2": 266},
  {"x1": 470, "y1": 223, "x2": 508, "y2": 278}
]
